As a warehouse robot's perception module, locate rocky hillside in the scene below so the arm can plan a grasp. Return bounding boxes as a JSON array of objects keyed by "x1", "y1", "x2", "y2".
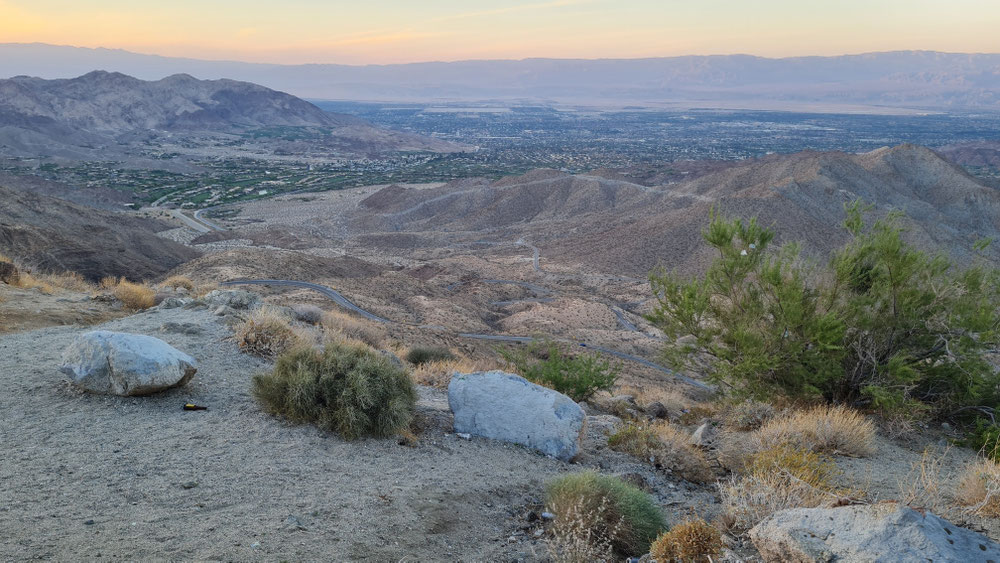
[
  {"x1": 351, "y1": 144, "x2": 1000, "y2": 275},
  {"x1": 0, "y1": 71, "x2": 462, "y2": 158},
  {"x1": 0, "y1": 185, "x2": 199, "y2": 281}
]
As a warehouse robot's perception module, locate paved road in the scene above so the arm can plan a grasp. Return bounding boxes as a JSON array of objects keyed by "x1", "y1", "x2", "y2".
[
  {"x1": 221, "y1": 278, "x2": 711, "y2": 390},
  {"x1": 220, "y1": 279, "x2": 391, "y2": 324},
  {"x1": 193, "y1": 208, "x2": 226, "y2": 232},
  {"x1": 169, "y1": 209, "x2": 212, "y2": 233}
]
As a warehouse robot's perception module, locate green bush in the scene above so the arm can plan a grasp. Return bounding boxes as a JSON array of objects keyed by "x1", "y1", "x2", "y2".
[
  {"x1": 546, "y1": 471, "x2": 667, "y2": 558},
  {"x1": 647, "y1": 202, "x2": 1000, "y2": 424},
  {"x1": 405, "y1": 346, "x2": 455, "y2": 365},
  {"x1": 501, "y1": 340, "x2": 619, "y2": 401},
  {"x1": 252, "y1": 341, "x2": 417, "y2": 439}
]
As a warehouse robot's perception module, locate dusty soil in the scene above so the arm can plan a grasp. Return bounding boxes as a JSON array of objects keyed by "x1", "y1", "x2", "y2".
[
  {"x1": 0, "y1": 285, "x2": 123, "y2": 335},
  {"x1": 0, "y1": 304, "x2": 717, "y2": 562}
]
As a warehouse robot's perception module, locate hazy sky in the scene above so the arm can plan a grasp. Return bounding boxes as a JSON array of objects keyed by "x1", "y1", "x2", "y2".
[{"x1": 1, "y1": 0, "x2": 998, "y2": 64}]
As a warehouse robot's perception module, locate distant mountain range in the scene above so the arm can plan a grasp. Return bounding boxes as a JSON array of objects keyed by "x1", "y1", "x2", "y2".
[
  {"x1": 2, "y1": 44, "x2": 999, "y2": 111},
  {"x1": 0, "y1": 71, "x2": 461, "y2": 159}
]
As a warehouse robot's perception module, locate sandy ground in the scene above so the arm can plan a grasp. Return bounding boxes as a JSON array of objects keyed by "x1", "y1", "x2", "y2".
[
  {"x1": 0, "y1": 304, "x2": 718, "y2": 562},
  {"x1": 0, "y1": 286, "x2": 123, "y2": 336}
]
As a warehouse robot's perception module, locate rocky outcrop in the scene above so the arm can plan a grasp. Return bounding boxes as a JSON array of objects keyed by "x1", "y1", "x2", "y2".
[
  {"x1": 60, "y1": 331, "x2": 197, "y2": 396},
  {"x1": 749, "y1": 503, "x2": 1000, "y2": 562},
  {"x1": 448, "y1": 371, "x2": 585, "y2": 461},
  {"x1": 202, "y1": 289, "x2": 260, "y2": 310}
]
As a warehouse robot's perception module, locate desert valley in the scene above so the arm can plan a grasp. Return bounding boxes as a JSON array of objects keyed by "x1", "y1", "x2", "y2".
[{"x1": 2, "y1": 7, "x2": 1000, "y2": 561}]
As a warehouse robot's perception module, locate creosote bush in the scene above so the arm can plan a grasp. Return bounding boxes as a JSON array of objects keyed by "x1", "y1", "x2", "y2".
[
  {"x1": 252, "y1": 341, "x2": 417, "y2": 440},
  {"x1": 233, "y1": 307, "x2": 301, "y2": 359},
  {"x1": 546, "y1": 471, "x2": 667, "y2": 558},
  {"x1": 501, "y1": 340, "x2": 619, "y2": 402},
  {"x1": 755, "y1": 404, "x2": 876, "y2": 457},
  {"x1": 648, "y1": 203, "x2": 1000, "y2": 429},
  {"x1": 405, "y1": 346, "x2": 455, "y2": 366},
  {"x1": 608, "y1": 423, "x2": 713, "y2": 483},
  {"x1": 649, "y1": 517, "x2": 722, "y2": 563}
]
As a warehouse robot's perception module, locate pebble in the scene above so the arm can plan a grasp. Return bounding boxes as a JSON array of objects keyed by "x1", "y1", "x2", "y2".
[
  {"x1": 84, "y1": 519, "x2": 95, "y2": 525},
  {"x1": 541, "y1": 512, "x2": 555, "y2": 520},
  {"x1": 457, "y1": 433, "x2": 471, "y2": 440}
]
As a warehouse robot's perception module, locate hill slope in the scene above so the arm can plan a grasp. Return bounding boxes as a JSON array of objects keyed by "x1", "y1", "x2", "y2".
[
  {"x1": 351, "y1": 145, "x2": 1000, "y2": 275},
  {"x1": 0, "y1": 185, "x2": 199, "y2": 280}
]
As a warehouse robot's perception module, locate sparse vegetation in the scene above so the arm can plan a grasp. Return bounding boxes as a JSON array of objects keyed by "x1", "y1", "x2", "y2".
[
  {"x1": 233, "y1": 307, "x2": 303, "y2": 359},
  {"x1": 649, "y1": 517, "x2": 723, "y2": 563},
  {"x1": 501, "y1": 340, "x2": 619, "y2": 402},
  {"x1": 252, "y1": 341, "x2": 417, "y2": 439},
  {"x1": 410, "y1": 356, "x2": 490, "y2": 389},
  {"x1": 321, "y1": 310, "x2": 386, "y2": 349},
  {"x1": 291, "y1": 304, "x2": 324, "y2": 325},
  {"x1": 721, "y1": 399, "x2": 778, "y2": 431},
  {"x1": 546, "y1": 471, "x2": 667, "y2": 558},
  {"x1": 405, "y1": 346, "x2": 455, "y2": 366},
  {"x1": 648, "y1": 204, "x2": 1000, "y2": 431},
  {"x1": 608, "y1": 423, "x2": 714, "y2": 483},
  {"x1": 755, "y1": 405, "x2": 876, "y2": 457}
]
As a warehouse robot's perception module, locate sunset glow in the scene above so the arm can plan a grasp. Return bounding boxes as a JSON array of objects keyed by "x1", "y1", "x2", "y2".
[{"x1": 1, "y1": 0, "x2": 998, "y2": 64}]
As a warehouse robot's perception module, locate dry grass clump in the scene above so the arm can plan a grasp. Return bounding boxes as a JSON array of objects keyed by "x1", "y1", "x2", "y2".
[
  {"x1": 896, "y1": 447, "x2": 949, "y2": 513},
  {"x1": 755, "y1": 404, "x2": 876, "y2": 457},
  {"x1": 160, "y1": 275, "x2": 195, "y2": 291},
  {"x1": 546, "y1": 471, "x2": 667, "y2": 559},
  {"x1": 321, "y1": 310, "x2": 386, "y2": 349},
  {"x1": 107, "y1": 278, "x2": 155, "y2": 311},
  {"x1": 291, "y1": 304, "x2": 324, "y2": 325},
  {"x1": 719, "y1": 443, "x2": 848, "y2": 531},
  {"x1": 957, "y1": 457, "x2": 1000, "y2": 517},
  {"x1": 13, "y1": 271, "x2": 55, "y2": 294},
  {"x1": 233, "y1": 307, "x2": 305, "y2": 359},
  {"x1": 722, "y1": 399, "x2": 777, "y2": 431},
  {"x1": 410, "y1": 356, "x2": 486, "y2": 389},
  {"x1": 649, "y1": 517, "x2": 722, "y2": 563},
  {"x1": 252, "y1": 341, "x2": 417, "y2": 440},
  {"x1": 608, "y1": 423, "x2": 714, "y2": 483},
  {"x1": 405, "y1": 345, "x2": 455, "y2": 365}
]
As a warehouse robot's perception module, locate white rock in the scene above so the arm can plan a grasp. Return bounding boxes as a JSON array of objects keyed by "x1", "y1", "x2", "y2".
[
  {"x1": 60, "y1": 331, "x2": 197, "y2": 396},
  {"x1": 202, "y1": 289, "x2": 259, "y2": 310},
  {"x1": 690, "y1": 422, "x2": 715, "y2": 447},
  {"x1": 448, "y1": 371, "x2": 585, "y2": 461},
  {"x1": 749, "y1": 503, "x2": 1000, "y2": 562}
]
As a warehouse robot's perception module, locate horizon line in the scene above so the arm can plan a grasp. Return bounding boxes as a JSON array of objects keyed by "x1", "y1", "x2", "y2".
[{"x1": 3, "y1": 42, "x2": 999, "y2": 68}]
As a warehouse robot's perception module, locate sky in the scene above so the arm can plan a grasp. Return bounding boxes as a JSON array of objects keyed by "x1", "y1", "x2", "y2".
[{"x1": 1, "y1": 0, "x2": 998, "y2": 65}]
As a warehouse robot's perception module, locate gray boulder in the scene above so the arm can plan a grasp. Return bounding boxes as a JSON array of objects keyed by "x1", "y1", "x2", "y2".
[
  {"x1": 749, "y1": 503, "x2": 1000, "y2": 562},
  {"x1": 60, "y1": 331, "x2": 197, "y2": 396},
  {"x1": 448, "y1": 371, "x2": 585, "y2": 461},
  {"x1": 202, "y1": 289, "x2": 259, "y2": 310}
]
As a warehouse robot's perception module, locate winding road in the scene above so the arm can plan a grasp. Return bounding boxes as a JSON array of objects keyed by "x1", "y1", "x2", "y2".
[{"x1": 220, "y1": 278, "x2": 711, "y2": 390}]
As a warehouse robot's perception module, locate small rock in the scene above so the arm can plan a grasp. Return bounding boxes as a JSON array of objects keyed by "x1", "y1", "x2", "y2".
[
  {"x1": 250, "y1": 542, "x2": 261, "y2": 550},
  {"x1": 158, "y1": 297, "x2": 190, "y2": 310},
  {"x1": 457, "y1": 433, "x2": 472, "y2": 440},
  {"x1": 617, "y1": 472, "x2": 652, "y2": 492},
  {"x1": 941, "y1": 422, "x2": 952, "y2": 431},
  {"x1": 181, "y1": 481, "x2": 199, "y2": 489},
  {"x1": 690, "y1": 422, "x2": 715, "y2": 447},
  {"x1": 84, "y1": 519, "x2": 95, "y2": 525},
  {"x1": 160, "y1": 322, "x2": 203, "y2": 335},
  {"x1": 541, "y1": 512, "x2": 556, "y2": 521},
  {"x1": 645, "y1": 401, "x2": 668, "y2": 419},
  {"x1": 533, "y1": 529, "x2": 544, "y2": 538},
  {"x1": 284, "y1": 515, "x2": 307, "y2": 531}
]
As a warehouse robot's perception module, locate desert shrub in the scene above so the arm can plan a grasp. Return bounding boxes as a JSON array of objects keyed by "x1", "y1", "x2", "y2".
[
  {"x1": 755, "y1": 404, "x2": 876, "y2": 457},
  {"x1": 161, "y1": 275, "x2": 195, "y2": 291},
  {"x1": 608, "y1": 423, "x2": 713, "y2": 483},
  {"x1": 405, "y1": 346, "x2": 455, "y2": 366},
  {"x1": 321, "y1": 310, "x2": 386, "y2": 349},
  {"x1": 722, "y1": 399, "x2": 777, "y2": 431},
  {"x1": 111, "y1": 278, "x2": 155, "y2": 310},
  {"x1": 719, "y1": 443, "x2": 847, "y2": 531},
  {"x1": 897, "y1": 447, "x2": 948, "y2": 513},
  {"x1": 647, "y1": 203, "x2": 1000, "y2": 426},
  {"x1": 252, "y1": 341, "x2": 417, "y2": 439},
  {"x1": 958, "y1": 457, "x2": 1000, "y2": 517},
  {"x1": 546, "y1": 471, "x2": 667, "y2": 558},
  {"x1": 501, "y1": 340, "x2": 619, "y2": 401},
  {"x1": 291, "y1": 304, "x2": 324, "y2": 325},
  {"x1": 233, "y1": 307, "x2": 301, "y2": 359},
  {"x1": 649, "y1": 517, "x2": 722, "y2": 563}
]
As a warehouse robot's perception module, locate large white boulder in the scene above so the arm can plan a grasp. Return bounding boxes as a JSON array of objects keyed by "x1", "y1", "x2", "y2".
[
  {"x1": 448, "y1": 371, "x2": 585, "y2": 461},
  {"x1": 750, "y1": 503, "x2": 1000, "y2": 562},
  {"x1": 60, "y1": 331, "x2": 197, "y2": 396}
]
